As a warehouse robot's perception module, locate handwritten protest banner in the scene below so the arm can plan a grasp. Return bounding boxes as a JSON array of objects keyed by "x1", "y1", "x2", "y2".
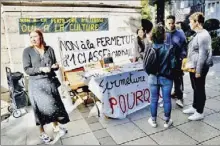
[
  {"x1": 19, "y1": 17, "x2": 108, "y2": 34},
  {"x1": 59, "y1": 32, "x2": 135, "y2": 71},
  {"x1": 80, "y1": 61, "x2": 164, "y2": 118},
  {"x1": 88, "y1": 70, "x2": 150, "y2": 118}
]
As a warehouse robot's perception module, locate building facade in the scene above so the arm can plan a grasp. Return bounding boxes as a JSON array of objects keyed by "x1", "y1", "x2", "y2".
[
  {"x1": 205, "y1": 0, "x2": 220, "y2": 20},
  {"x1": 205, "y1": 0, "x2": 220, "y2": 35},
  {"x1": 167, "y1": 0, "x2": 205, "y2": 22},
  {"x1": 1, "y1": 0, "x2": 142, "y2": 91}
]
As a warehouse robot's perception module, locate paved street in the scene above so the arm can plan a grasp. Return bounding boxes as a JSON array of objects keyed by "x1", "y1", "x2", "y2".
[{"x1": 1, "y1": 58, "x2": 220, "y2": 145}]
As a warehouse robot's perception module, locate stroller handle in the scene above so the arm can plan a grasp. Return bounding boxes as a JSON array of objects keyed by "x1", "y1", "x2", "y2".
[{"x1": 6, "y1": 67, "x2": 11, "y2": 74}]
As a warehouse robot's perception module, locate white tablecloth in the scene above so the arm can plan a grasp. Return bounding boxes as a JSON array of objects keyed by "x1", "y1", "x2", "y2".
[{"x1": 81, "y1": 62, "x2": 151, "y2": 118}]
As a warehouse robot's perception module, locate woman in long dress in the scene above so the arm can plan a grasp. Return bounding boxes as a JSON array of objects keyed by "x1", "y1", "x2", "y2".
[{"x1": 22, "y1": 29, "x2": 70, "y2": 143}]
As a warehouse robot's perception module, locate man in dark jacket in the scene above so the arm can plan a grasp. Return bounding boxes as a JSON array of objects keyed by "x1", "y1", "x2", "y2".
[{"x1": 165, "y1": 15, "x2": 187, "y2": 108}]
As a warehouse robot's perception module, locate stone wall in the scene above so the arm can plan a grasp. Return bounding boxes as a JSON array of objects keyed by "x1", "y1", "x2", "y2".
[{"x1": 1, "y1": 1, "x2": 142, "y2": 91}]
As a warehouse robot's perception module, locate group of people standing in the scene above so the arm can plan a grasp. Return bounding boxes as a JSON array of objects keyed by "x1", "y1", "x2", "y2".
[
  {"x1": 133, "y1": 12, "x2": 213, "y2": 128},
  {"x1": 22, "y1": 11, "x2": 213, "y2": 144}
]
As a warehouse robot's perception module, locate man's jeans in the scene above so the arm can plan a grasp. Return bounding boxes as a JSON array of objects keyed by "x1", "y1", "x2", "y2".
[{"x1": 148, "y1": 75, "x2": 173, "y2": 121}]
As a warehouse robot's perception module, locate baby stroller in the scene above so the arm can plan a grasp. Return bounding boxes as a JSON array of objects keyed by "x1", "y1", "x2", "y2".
[{"x1": 6, "y1": 67, "x2": 28, "y2": 118}]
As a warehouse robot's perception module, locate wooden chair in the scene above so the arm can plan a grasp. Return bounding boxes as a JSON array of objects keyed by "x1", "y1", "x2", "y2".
[
  {"x1": 63, "y1": 63, "x2": 102, "y2": 117},
  {"x1": 64, "y1": 67, "x2": 92, "y2": 107}
]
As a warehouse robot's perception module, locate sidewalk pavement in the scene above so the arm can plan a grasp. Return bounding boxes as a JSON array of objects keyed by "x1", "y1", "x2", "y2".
[{"x1": 1, "y1": 60, "x2": 220, "y2": 145}]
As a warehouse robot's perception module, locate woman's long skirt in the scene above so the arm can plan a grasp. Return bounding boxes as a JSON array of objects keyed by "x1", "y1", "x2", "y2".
[{"x1": 28, "y1": 78, "x2": 70, "y2": 126}]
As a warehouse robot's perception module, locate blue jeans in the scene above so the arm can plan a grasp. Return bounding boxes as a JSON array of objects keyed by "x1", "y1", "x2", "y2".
[{"x1": 148, "y1": 75, "x2": 173, "y2": 121}]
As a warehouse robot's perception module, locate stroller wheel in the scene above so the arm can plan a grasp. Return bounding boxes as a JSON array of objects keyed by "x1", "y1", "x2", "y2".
[
  {"x1": 1, "y1": 113, "x2": 11, "y2": 121},
  {"x1": 8, "y1": 106, "x2": 13, "y2": 113},
  {"x1": 12, "y1": 110, "x2": 22, "y2": 118}
]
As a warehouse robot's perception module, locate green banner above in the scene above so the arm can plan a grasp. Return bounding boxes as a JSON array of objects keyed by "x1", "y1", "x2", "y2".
[{"x1": 19, "y1": 17, "x2": 109, "y2": 34}]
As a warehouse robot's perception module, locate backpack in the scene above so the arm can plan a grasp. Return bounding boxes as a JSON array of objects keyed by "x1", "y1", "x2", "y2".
[
  {"x1": 143, "y1": 43, "x2": 177, "y2": 76},
  {"x1": 143, "y1": 43, "x2": 159, "y2": 75}
]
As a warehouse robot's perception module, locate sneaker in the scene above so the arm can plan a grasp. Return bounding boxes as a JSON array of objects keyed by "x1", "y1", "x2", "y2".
[
  {"x1": 188, "y1": 111, "x2": 204, "y2": 121},
  {"x1": 164, "y1": 119, "x2": 173, "y2": 128},
  {"x1": 176, "y1": 99, "x2": 184, "y2": 108},
  {"x1": 53, "y1": 125, "x2": 68, "y2": 137},
  {"x1": 148, "y1": 118, "x2": 157, "y2": 128},
  {"x1": 159, "y1": 102, "x2": 163, "y2": 108},
  {"x1": 39, "y1": 132, "x2": 52, "y2": 144},
  {"x1": 183, "y1": 106, "x2": 196, "y2": 114}
]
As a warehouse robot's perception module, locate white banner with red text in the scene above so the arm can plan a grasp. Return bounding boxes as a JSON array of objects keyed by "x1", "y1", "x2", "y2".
[{"x1": 88, "y1": 70, "x2": 151, "y2": 118}]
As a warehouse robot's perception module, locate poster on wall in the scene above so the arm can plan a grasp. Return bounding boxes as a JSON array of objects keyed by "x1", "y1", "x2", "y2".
[
  {"x1": 19, "y1": 17, "x2": 109, "y2": 34},
  {"x1": 58, "y1": 32, "x2": 136, "y2": 71}
]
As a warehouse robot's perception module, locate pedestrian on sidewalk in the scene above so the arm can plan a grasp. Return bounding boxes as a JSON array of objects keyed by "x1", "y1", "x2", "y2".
[
  {"x1": 183, "y1": 12, "x2": 213, "y2": 120},
  {"x1": 165, "y1": 15, "x2": 187, "y2": 108},
  {"x1": 22, "y1": 29, "x2": 70, "y2": 144},
  {"x1": 133, "y1": 27, "x2": 148, "y2": 62},
  {"x1": 145, "y1": 23, "x2": 176, "y2": 128}
]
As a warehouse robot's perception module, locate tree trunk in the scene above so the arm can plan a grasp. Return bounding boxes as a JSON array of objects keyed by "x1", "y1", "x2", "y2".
[{"x1": 156, "y1": 0, "x2": 165, "y2": 25}]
